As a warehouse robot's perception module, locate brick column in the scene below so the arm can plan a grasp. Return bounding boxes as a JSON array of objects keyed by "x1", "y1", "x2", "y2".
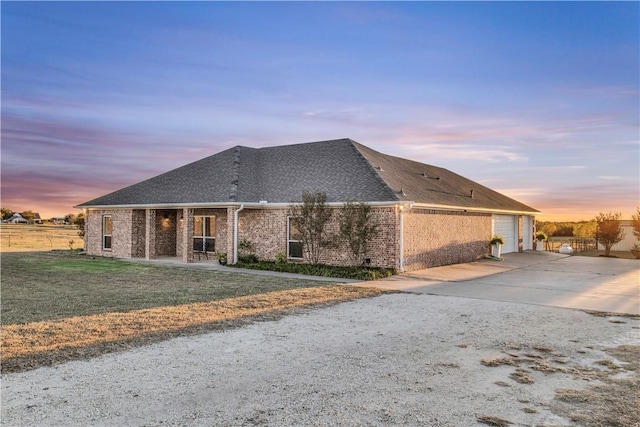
[
  {"x1": 182, "y1": 208, "x2": 194, "y2": 263},
  {"x1": 145, "y1": 209, "x2": 156, "y2": 260},
  {"x1": 226, "y1": 207, "x2": 236, "y2": 262},
  {"x1": 395, "y1": 205, "x2": 402, "y2": 272}
]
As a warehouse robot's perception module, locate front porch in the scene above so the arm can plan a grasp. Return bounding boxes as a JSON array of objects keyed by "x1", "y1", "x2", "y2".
[{"x1": 136, "y1": 207, "x2": 236, "y2": 264}]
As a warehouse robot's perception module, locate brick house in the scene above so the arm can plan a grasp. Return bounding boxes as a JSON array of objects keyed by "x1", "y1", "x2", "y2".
[{"x1": 76, "y1": 139, "x2": 539, "y2": 272}]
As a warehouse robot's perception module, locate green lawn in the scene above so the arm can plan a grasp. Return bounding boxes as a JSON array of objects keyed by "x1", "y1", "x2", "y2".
[{"x1": 1, "y1": 251, "x2": 335, "y2": 325}]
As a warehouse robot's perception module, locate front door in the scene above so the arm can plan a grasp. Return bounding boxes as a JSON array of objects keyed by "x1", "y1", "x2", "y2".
[{"x1": 193, "y1": 216, "x2": 215, "y2": 253}]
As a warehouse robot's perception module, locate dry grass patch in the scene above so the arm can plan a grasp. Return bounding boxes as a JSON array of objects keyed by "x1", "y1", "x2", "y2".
[
  {"x1": 547, "y1": 345, "x2": 640, "y2": 427},
  {"x1": 436, "y1": 361, "x2": 460, "y2": 368},
  {"x1": 481, "y1": 357, "x2": 517, "y2": 367},
  {"x1": 510, "y1": 368, "x2": 535, "y2": 384},
  {"x1": 583, "y1": 310, "x2": 640, "y2": 320},
  {"x1": 552, "y1": 376, "x2": 639, "y2": 426},
  {"x1": 1, "y1": 251, "x2": 388, "y2": 373},
  {"x1": 607, "y1": 345, "x2": 640, "y2": 369},
  {"x1": 2, "y1": 285, "x2": 383, "y2": 373},
  {"x1": 477, "y1": 415, "x2": 513, "y2": 426},
  {"x1": 0, "y1": 224, "x2": 82, "y2": 252}
]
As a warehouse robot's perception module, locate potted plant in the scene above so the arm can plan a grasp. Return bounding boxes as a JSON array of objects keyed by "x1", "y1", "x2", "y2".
[
  {"x1": 631, "y1": 244, "x2": 640, "y2": 259},
  {"x1": 535, "y1": 231, "x2": 547, "y2": 251},
  {"x1": 217, "y1": 252, "x2": 227, "y2": 266},
  {"x1": 490, "y1": 235, "x2": 505, "y2": 258}
]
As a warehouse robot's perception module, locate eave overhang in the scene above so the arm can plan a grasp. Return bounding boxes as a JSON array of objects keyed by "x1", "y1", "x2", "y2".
[{"x1": 76, "y1": 200, "x2": 539, "y2": 215}]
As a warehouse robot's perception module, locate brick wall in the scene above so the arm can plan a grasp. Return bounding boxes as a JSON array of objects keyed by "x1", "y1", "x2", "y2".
[
  {"x1": 237, "y1": 207, "x2": 399, "y2": 269},
  {"x1": 131, "y1": 210, "x2": 146, "y2": 258},
  {"x1": 86, "y1": 206, "x2": 493, "y2": 272},
  {"x1": 155, "y1": 210, "x2": 177, "y2": 256},
  {"x1": 238, "y1": 209, "x2": 288, "y2": 261},
  {"x1": 85, "y1": 209, "x2": 134, "y2": 258},
  {"x1": 402, "y1": 208, "x2": 491, "y2": 271}
]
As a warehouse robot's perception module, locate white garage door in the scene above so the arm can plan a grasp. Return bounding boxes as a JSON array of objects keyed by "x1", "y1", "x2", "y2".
[
  {"x1": 493, "y1": 215, "x2": 517, "y2": 253},
  {"x1": 522, "y1": 216, "x2": 533, "y2": 251}
]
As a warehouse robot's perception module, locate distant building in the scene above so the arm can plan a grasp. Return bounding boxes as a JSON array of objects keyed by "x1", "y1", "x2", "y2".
[
  {"x1": 51, "y1": 217, "x2": 68, "y2": 225},
  {"x1": 4, "y1": 213, "x2": 28, "y2": 224}
]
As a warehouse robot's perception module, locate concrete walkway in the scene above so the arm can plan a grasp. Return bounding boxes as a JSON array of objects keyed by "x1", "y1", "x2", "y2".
[
  {"x1": 124, "y1": 252, "x2": 639, "y2": 314},
  {"x1": 366, "y1": 251, "x2": 640, "y2": 315}
]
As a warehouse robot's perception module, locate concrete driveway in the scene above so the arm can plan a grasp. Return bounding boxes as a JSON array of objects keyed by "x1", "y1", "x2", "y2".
[{"x1": 367, "y1": 251, "x2": 640, "y2": 315}]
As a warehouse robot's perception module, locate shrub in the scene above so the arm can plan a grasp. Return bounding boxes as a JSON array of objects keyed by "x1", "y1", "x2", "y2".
[
  {"x1": 535, "y1": 231, "x2": 547, "y2": 241},
  {"x1": 337, "y1": 202, "x2": 380, "y2": 266},
  {"x1": 230, "y1": 260, "x2": 395, "y2": 281},
  {"x1": 237, "y1": 240, "x2": 257, "y2": 263},
  {"x1": 490, "y1": 235, "x2": 505, "y2": 246},
  {"x1": 289, "y1": 192, "x2": 332, "y2": 264},
  {"x1": 238, "y1": 254, "x2": 258, "y2": 263},
  {"x1": 275, "y1": 251, "x2": 288, "y2": 265}
]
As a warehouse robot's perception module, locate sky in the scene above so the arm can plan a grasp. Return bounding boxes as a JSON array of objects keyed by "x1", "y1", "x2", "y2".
[{"x1": 2, "y1": 2, "x2": 638, "y2": 221}]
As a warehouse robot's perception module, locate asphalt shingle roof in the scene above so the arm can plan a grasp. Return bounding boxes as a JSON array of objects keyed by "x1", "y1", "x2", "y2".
[{"x1": 78, "y1": 138, "x2": 538, "y2": 213}]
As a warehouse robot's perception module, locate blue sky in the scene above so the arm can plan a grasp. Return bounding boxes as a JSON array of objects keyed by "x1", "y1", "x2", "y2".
[{"x1": 2, "y1": 1, "x2": 638, "y2": 220}]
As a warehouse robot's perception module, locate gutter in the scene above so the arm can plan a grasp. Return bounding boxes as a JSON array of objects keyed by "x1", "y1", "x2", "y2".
[
  {"x1": 75, "y1": 201, "x2": 403, "y2": 210},
  {"x1": 410, "y1": 202, "x2": 540, "y2": 216},
  {"x1": 76, "y1": 201, "x2": 538, "y2": 216},
  {"x1": 233, "y1": 204, "x2": 245, "y2": 264}
]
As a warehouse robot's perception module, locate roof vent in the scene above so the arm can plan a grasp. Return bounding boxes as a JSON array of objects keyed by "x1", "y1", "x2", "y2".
[
  {"x1": 399, "y1": 188, "x2": 407, "y2": 196},
  {"x1": 376, "y1": 165, "x2": 384, "y2": 171},
  {"x1": 470, "y1": 189, "x2": 475, "y2": 199},
  {"x1": 422, "y1": 173, "x2": 440, "y2": 180}
]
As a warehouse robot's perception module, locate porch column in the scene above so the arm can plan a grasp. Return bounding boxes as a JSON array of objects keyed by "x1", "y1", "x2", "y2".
[
  {"x1": 182, "y1": 208, "x2": 194, "y2": 263},
  {"x1": 518, "y1": 215, "x2": 524, "y2": 253},
  {"x1": 145, "y1": 209, "x2": 156, "y2": 260},
  {"x1": 226, "y1": 207, "x2": 235, "y2": 263}
]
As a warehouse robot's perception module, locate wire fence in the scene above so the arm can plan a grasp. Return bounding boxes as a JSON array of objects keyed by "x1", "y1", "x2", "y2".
[
  {"x1": 542, "y1": 237, "x2": 597, "y2": 253},
  {"x1": 0, "y1": 224, "x2": 83, "y2": 252}
]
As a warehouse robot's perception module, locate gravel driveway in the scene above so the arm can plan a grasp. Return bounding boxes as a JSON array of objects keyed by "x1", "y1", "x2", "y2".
[{"x1": 3, "y1": 292, "x2": 638, "y2": 426}]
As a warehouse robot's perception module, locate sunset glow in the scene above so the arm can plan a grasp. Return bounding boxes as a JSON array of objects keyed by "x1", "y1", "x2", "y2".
[{"x1": 2, "y1": 2, "x2": 638, "y2": 220}]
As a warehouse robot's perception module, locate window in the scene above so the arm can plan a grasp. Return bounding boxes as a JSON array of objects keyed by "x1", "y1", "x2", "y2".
[
  {"x1": 193, "y1": 216, "x2": 215, "y2": 253},
  {"x1": 288, "y1": 217, "x2": 303, "y2": 259},
  {"x1": 103, "y1": 215, "x2": 112, "y2": 250}
]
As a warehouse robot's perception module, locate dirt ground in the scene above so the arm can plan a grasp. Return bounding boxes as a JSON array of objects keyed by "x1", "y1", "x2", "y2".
[{"x1": 2, "y1": 292, "x2": 638, "y2": 426}]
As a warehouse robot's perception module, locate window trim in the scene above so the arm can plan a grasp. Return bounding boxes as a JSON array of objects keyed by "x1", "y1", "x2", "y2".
[
  {"x1": 287, "y1": 216, "x2": 303, "y2": 260},
  {"x1": 102, "y1": 215, "x2": 112, "y2": 250},
  {"x1": 193, "y1": 215, "x2": 216, "y2": 253}
]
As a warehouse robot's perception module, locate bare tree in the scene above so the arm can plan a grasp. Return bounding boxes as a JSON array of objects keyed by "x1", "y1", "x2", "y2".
[
  {"x1": 289, "y1": 192, "x2": 332, "y2": 264},
  {"x1": 595, "y1": 211, "x2": 624, "y2": 257}
]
